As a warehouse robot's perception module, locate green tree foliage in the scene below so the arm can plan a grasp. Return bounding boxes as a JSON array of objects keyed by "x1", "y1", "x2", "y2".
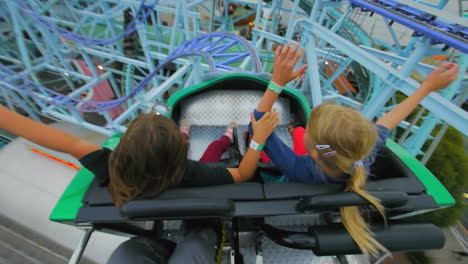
[{"x1": 414, "y1": 126, "x2": 468, "y2": 227}]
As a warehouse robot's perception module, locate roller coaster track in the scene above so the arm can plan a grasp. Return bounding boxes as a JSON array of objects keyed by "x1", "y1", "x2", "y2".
[
  {"x1": 0, "y1": 32, "x2": 261, "y2": 112},
  {"x1": 12, "y1": 0, "x2": 159, "y2": 46},
  {"x1": 350, "y1": 0, "x2": 468, "y2": 53}
]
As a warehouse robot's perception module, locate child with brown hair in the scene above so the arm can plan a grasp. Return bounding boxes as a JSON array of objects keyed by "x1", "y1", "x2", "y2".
[
  {"x1": 0, "y1": 103, "x2": 279, "y2": 207},
  {"x1": 251, "y1": 43, "x2": 459, "y2": 256}
]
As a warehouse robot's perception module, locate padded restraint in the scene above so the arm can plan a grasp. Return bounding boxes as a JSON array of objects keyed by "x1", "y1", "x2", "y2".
[{"x1": 121, "y1": 199, "x2": 234, "y2": 218}]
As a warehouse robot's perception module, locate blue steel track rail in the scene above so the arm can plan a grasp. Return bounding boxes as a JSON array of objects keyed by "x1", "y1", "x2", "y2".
[
  {"x1": 349, "y1": 0, "x2": 468, "y2": 53},
  {"x1": 0, "y1": 32, "x2": 261, "y2": 113},
  {"x1": 12, "y1": 0, "x2": 159, "y2": 46}
]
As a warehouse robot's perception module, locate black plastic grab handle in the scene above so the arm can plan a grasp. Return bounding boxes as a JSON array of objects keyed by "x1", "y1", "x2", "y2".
[{"x1": 296, "y1": 191, "x2": 408, "y2": 212}]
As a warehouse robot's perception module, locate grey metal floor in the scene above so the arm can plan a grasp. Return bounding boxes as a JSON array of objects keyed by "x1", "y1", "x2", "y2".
[{"x1": 180, "y1": 90, "x2": 294, "y2": 160}]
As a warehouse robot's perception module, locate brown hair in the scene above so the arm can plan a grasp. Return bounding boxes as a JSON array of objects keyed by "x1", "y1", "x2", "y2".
[
  {"x1": 109, "y1": 113, "x2": 187, "y2": 207},
  {"x1": 306, "y1": 103, "x2": 387, "y2": 256}
]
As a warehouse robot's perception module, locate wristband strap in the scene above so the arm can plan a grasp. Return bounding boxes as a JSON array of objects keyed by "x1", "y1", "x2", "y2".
[
  {"x1": 268, "y1": 81, "x2": 284, "y2": 94},
  {"x1": 249, "y1": 140, "x2": 264, "y2": 151}
]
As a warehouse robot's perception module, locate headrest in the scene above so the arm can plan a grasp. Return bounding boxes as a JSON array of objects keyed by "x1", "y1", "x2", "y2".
[{"x1": 82, "y1": 178, "x2": 264, "y2": 206}]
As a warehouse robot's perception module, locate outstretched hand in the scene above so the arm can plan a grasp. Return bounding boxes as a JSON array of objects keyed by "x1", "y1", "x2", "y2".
[
  {"x1": 271, "y1": 43, "x2": 308, "y2": 86},
  {"x1": 251, "y1": 110, "x2": 279, "y2": 144},
  {"x1": 376, "y1": 62, "x2": 460, "y2": 131},
  {"x1": 421, "y1": 63, "x2": 459, "y2": 92}
]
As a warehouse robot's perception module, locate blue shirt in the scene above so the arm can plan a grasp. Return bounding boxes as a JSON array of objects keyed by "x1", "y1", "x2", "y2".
[{"x1": 250, "y1": 110, "x2": 390, "y2": 184}]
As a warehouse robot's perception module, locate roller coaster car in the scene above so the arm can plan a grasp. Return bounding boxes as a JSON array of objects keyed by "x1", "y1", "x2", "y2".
[{"x1": 50, "y1": 74, "x2": 454, "y2": 262}]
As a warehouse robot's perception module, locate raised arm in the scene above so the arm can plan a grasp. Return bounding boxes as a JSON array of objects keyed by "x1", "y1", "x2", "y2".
[
  {"x1": 376, "y1": 63, "x2": 459, "y2": 130},
  {"x1": 256, "y1": 43, "x2": 307, "y2": 112},
  {"x1": 0, "y1": 105, "x2": 100, "y2": 159},
  {"x1": 228, "y1": 111, "x2": 279, "y2": 182}
]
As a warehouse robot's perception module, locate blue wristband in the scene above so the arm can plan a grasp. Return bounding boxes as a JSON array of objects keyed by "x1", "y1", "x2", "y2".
[{"x1": 268, "y1": 81, "x2": 284, "y2": 94}]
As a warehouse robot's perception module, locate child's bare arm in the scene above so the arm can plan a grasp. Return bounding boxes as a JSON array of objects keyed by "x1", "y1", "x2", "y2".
[
  {"x1": 376, "y1": 63, "x2": 459, "y2": 130},
  {"x1": 228, "y1": 111, "x2": 279, "y2": 182},
  {"x1": 256, "y1": 43, "x2": 307, "y2": 112},
  {"x1": 0, "y1": 105, "x2": 101, "y2": 159}
]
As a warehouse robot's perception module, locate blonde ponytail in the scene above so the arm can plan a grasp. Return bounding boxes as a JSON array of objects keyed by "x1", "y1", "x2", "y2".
[
  {"x1": 340, "y1": 166, "x2": 388, "y2": 257},
  {"x1": 306, "y1": 103, "x2": 389, "y2": 256}
]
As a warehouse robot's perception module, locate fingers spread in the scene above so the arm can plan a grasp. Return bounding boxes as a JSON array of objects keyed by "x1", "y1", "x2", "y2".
[
  {"x1": 293, "y1": 64, "x2": 308, "y2": 78},
  {"x1": 276, "y1": 45, "x2": 282, "y2": 55},
  {"x1": 288, "y1": 44, "x2": 298, "y2": 60},
  {"x1": 281, "y1": 43, "x2": 291, "y2": 57},
  {"x1": 275, "y1": 45, "x2": 282, "y2": 60},
  {"x1": 292, "y1": 47, "x2": 305, "y2": 65}
]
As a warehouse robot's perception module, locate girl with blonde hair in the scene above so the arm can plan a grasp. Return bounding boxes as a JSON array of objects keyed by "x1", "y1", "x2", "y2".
[{"x1": 251, "y1": 43, "x2": 459, "y2": 256}]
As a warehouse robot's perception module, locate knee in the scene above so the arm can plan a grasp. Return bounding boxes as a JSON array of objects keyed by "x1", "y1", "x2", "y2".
[{"x1": 106, "y1": 238, "x2": 174, "y2": 264}]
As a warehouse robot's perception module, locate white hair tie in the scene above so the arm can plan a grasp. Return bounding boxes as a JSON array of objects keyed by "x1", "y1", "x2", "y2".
[{"x1": 353, "y1": 160, "x2": 364, "y2": 168}]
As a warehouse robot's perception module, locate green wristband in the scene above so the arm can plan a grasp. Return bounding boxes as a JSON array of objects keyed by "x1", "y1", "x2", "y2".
[
  {"x1": 268, "y1": 81, "x2": 284, "y2": 94},
  {"x1": 249, "y1": 140, "x2": 264, "y2": 151}
]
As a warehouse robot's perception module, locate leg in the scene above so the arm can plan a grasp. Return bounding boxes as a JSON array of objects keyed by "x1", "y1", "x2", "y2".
[
  {"x1": 106, "y1": 238, "x2": 175, "y2": 264},
  {"x1": 168, "y1": 228, "x2": 217, "y2": 264},
  {"x1": 199, "y1": 123, "x2": 236, "y2": 162},
  {"x1": 199, "y1": 135, "x2": 231, "y2": 162},
  {"x1": 292, "y1": 127, "x2": 308, "y2": 156}
]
